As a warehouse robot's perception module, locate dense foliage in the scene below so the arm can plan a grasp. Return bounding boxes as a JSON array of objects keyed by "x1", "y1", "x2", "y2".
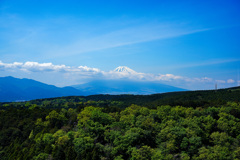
[
  {"x1": 1, "y1": 88, "x2": 240, "y2": 159},
  {"x1": 0, "y1": 103, "x2": 240, "y2": 159}
]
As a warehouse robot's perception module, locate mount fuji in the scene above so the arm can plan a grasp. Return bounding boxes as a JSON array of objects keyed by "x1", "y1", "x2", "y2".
[{"x1": 72, "y1": 66, "x2": 187, "y2": 95}]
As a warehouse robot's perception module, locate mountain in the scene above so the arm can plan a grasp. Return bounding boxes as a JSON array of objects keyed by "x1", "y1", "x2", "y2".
[
  {"x1": 72, "y1": 66, "x2": 186, "y2": 95},
  {"x1": 0, "y1": 76, "x2": 83, "y2": 102},
  {"x1": 72, "y1": 79, "x2": 187, "y2": 95}
]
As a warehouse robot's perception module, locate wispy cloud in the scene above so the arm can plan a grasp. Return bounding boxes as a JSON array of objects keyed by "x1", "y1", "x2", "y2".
[
  {"x1": 45, "y1": 24, "x2": 210, "y2": 58},
  {"x1": 164, "y1": 58, "x2": 240, "y2": 70},
  {"x1": 0, "y1": 12, "x2": 211, "y2": 60}
]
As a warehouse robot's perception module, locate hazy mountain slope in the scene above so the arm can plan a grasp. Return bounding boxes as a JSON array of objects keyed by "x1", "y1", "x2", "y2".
[
  {"x1": 0, "y1": 76, "x2": 83, "y2": 102},
  {"x1": 72, "y1": 79, "x2": 187, "y2": 95}
]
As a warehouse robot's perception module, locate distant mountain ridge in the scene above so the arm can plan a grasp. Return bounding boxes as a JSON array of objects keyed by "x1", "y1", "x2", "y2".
[
  {"x1": 0, "y1": 76, "x2": 83, "y2": 102},
  {"x1": 0, "y1": 76, "x2": 187, "y2": 102}
]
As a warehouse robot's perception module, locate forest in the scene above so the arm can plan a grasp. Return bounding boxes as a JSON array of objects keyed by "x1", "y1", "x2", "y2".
[{"x1": 0, "y1": 87, "x2": 240, "y2": 160}]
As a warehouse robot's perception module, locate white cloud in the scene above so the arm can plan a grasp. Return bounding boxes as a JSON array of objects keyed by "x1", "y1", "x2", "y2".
[
  {"x1": 0, "y1": 60, "x2": 236, "y2": 89},
  {"x1": 227, "y1": 79, "x2": 235, "y2": 83},
  {"x1": 0, "y1": 61, "x2": 101, "y2": 74},
  {"x1": 0, "y1": 61, "x2": 23, "y2": 69},
  {"x1": 77, "y1": 66, "x2": 100, "y2": 73},
  {"x1": 21, "y1": 62, "x2": 69, "y2": 72},
  {"x1": 154, "y1": 74, "x2": 184, "y2": 81},
  {"x1": 106, "y1": 66, "x2": 215, "y2": 84}
]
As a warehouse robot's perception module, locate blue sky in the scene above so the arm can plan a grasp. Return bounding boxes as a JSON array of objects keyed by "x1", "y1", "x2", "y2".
[{"x1": 0, "y1": 0, "x2": 240, "y2": 90}]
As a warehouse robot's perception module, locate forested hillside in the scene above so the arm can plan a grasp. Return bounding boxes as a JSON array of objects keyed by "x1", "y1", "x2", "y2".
[
  {"x1": 0, "y1": 88, "x2": 240, "y2": 159},
  {"x1": 2, "y1": 86, "x2": 240, "y2": 109}
]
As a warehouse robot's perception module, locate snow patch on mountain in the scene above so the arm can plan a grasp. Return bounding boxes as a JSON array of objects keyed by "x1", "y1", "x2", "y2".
[
  {"x1": 104, "y1": 66, "x2": 146, "y2": 80},
  {"x1": 114, "y1": 66, "x2": 135, "y2": 72},
  {"x1": 114, "y1": 66, "x2": 137, "y2": 74}
]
